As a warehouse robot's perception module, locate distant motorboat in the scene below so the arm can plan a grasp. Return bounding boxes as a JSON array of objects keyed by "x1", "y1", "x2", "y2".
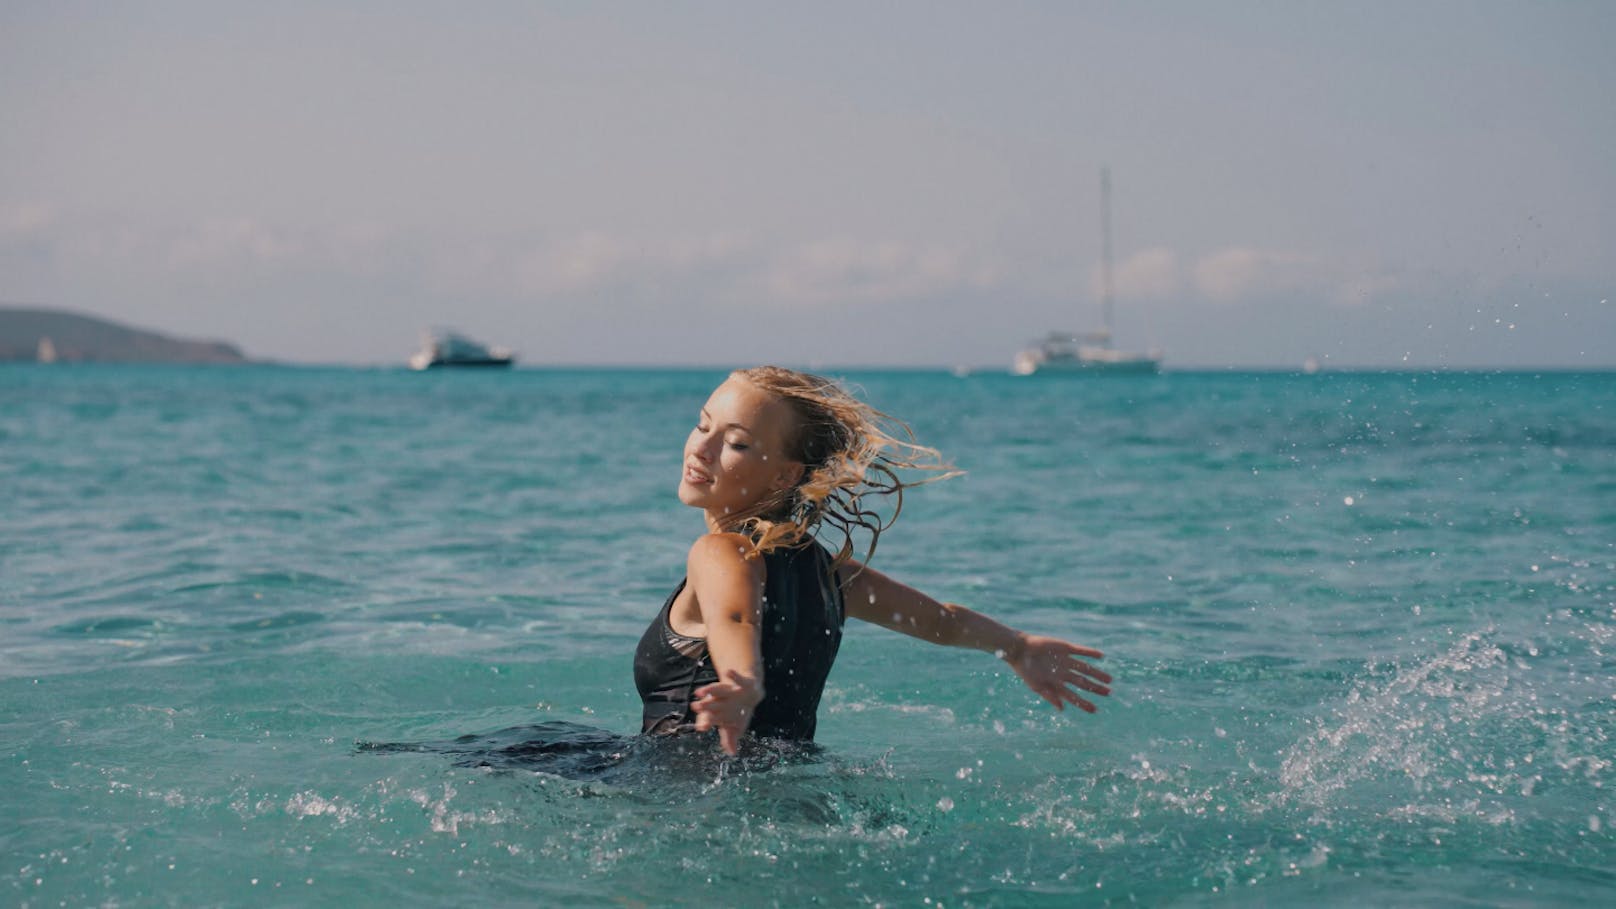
[
  {"x1": 1015, "y1": 167, "x2": 1163, "y2": 375},
  {"x1": 409, "y1": 331, "x2": 515, "y2": 370}
]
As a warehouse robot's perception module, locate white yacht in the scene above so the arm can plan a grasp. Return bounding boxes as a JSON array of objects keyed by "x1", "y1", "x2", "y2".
[
  {"x1": 409, "y1": 331, "x2": 515, "y2": 370},
  {"x1": 1013, "y1": 329, "x2": 1162, "y2": 375},
  {"x1": 1015, "y1": 168, "x2": 1163, "y2": 375}
]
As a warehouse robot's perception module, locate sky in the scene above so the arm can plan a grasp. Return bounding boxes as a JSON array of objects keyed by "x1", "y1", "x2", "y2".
[{"x1": 2, "y1": 1, "x2": 1613, "y2": 368}]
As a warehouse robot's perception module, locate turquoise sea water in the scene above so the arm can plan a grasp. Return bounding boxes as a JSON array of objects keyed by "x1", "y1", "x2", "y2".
[{"x1": 3, "y1": 365, "x2": 1613, "y2": 907}]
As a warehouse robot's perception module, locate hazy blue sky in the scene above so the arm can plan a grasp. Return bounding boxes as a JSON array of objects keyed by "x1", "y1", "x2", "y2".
[{"x1": 3, "y1": 1, "x2": 1612, "y2": 367}]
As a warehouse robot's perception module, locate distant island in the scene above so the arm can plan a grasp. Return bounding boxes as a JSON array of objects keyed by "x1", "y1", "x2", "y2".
[{"x1": 0, "y1": 305, "x2": 249, "y2": 364}]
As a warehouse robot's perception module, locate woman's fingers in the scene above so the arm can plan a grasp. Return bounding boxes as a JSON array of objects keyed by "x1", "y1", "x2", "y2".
[
  {"x1": 1075, "y1": 662, "x2": 1112, "y2": 685},
  {"x1": 1035, "y1": 685, "x2": 1064, "y2": 711},
  {"x1": 691, "y1": 681, "x2": 730, "y2": 703},
  {"x1": 690, "y1": 671, "x2": 759, "y2": 756},
  {"x1": 692, "y1": 676, "x2": 745, "y2": 708},
  {"x1": 1065, "y1": 690, "x2": 1098, "y2": 713},
  {"x1": 1060, "y1": 672, "x2": 1111, "y2": 692},
  {"x1": 1063, "y1": 664, "x2": 1111, "y2": 694},
  {"x1": 692, "y1": 670, "x2": 738, "y2": 698},
  {"x1": 1045, "y1": 651, "x2": 1110, "y2": 686},
  {"x1": 1036, "y1": 683, "x2": 1098, "y2": 714}
]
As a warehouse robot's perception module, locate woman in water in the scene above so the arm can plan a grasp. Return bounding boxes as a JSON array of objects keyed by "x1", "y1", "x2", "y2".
[{"x1": 635, "y1": 366, "x2": 1111, "y2": 756}]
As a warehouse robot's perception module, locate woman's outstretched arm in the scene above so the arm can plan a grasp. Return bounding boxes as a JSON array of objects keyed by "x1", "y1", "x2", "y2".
[
  {"x1": 684, "y1": 533, "x2": 767, "y2": 755},
  {"x1": 841, "y1": 562, "x2": 1111, "y2": 713}
]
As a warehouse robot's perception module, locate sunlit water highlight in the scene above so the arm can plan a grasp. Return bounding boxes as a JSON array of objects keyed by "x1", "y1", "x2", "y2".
[{"x1": 3, "y1": 365, "x2": 1612, "y2": 906}]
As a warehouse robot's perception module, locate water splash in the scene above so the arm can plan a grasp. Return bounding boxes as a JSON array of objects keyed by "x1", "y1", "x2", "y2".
[{"x1": 1277, "y1": 625, "x2": 1528, "y2": 822}]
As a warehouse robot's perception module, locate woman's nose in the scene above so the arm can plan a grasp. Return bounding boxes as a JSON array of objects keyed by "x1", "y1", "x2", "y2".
[{"x1": 690, "y1": 435, "x2": 716, "y2": 461}]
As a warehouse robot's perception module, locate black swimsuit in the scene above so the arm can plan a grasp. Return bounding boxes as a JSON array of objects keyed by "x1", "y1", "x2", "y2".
[{"x1": 633, "y1": 540, "x2": 845, "y2": 741}]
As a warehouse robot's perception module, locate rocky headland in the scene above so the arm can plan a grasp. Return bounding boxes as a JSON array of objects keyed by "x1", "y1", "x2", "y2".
[{"x1": 0, "y1": 305, "x2": 249, "y2": 364}]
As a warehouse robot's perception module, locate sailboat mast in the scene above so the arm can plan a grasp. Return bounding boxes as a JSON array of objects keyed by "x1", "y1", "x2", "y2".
[{"x1": 1100, "y1": 166, "x2": 1115, "y2": 342}]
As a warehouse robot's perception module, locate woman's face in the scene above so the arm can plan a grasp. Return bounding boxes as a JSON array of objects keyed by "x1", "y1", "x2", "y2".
[{"x1": 679, "y1": 376, "x2": 803, "y2": 525}]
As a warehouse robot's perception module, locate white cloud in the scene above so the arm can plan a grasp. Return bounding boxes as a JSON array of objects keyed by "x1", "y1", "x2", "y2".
[
  {"x1": 1098, "y1": 247, "x2": 1181, "y2": 300},
  {"x1": 165, "y1": 218, "x2": 306, "y2": 270},
  {"x1": 324, "y1": 223, "x2": 400, "y2": 277},
  {"x1": 759, "y1": 238, "x2": 998, "y2": 307},
  {"x1": 1330, "y1": 270, "x2": 1402, "y2": 307},
  {"x1": 0, "y1": 204, "x2": 60, "y2": 294},
  {"x1": 1193, "y1": 248, "x2": 1304, "y2": 302},
  {"x1": 10, "y1": 207, "x2": 1414, "y2": 323},
  {"x1": 0, "y1": 203, "x2": 55, "y2": 238},
  {"x1": 513, "y1": 232, "x2": 626, "y2": 296},
  {"x1": 506, "y1": 231, "x2": 759, "y2": 298},
  {"x1": 1191, "y1": 246, "x2": 1405, "y2": 307}
]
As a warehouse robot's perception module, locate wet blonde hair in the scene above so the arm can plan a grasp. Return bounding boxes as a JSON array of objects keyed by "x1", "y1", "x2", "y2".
[{"x1": 725, "y1": 366, "x2": 958, "y2": 568}]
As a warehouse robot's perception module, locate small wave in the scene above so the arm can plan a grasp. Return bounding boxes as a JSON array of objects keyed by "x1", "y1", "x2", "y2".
[
  {"x1": 171, "y1": 570, "x2": 353, "y2": 595},
  {"x1": 226, "y1": 610, "x2": 328, "y2": 633},
  {"x1": 50, "y1": 615, "x2": 164, "y2": 636}
]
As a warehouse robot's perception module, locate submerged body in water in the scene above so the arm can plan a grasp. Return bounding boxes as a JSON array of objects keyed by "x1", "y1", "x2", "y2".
[{"x1": 359, "y1": 721, "x2": 821, "y2": 783}]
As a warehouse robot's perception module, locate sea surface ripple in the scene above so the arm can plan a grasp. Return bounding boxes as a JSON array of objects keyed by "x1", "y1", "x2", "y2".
[{"x1": 3, "y1": 365, "x2": 1613, "y2": 906}]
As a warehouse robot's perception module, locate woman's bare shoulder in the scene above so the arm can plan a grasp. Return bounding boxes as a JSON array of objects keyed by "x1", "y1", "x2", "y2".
[{"x1": 686, "y1": 533, "x2": 762, "y2": 576}]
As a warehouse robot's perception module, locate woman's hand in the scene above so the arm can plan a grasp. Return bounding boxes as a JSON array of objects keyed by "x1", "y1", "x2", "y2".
[
  {"x1": 692, "y1": 668, "x2": 764, "y2": 755},
  {"x1": 1005, "y1": 635, "x2": 1111, "y2": 713}
]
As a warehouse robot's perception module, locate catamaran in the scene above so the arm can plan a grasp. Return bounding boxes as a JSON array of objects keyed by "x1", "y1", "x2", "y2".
[{"x1": 1014, "y1": 168, "x2": 1163, "y2": 375}]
